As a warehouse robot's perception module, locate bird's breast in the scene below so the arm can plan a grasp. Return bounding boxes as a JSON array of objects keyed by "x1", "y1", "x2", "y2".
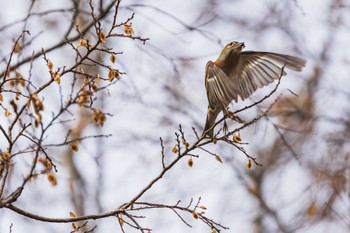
[{"x1": 215, "y1": 53, "x2": 240, "y2": 77}]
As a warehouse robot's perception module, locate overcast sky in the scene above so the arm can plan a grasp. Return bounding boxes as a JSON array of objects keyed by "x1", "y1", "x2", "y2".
[{"x1": 0, "y1": 1, "x2": 349, "y2": 233}]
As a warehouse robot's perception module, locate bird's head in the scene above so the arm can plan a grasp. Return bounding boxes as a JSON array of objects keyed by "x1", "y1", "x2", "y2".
[
  {"x1": 215, "y1": 41, "x2": 245, "y2": 67},
  {"x1": 224, "y1": 41, "x2": 245, "y2": 53}
]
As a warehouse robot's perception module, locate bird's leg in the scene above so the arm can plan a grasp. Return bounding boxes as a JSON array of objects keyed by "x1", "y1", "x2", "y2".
[
  {"x1": 230, "y1": 114, "x2": 246, "y2": 124},
  {"x1": 222, "y1": 108, "x2": 230, "y2": 134},
  {"x1": 221, "y1": 107, "x2": 245, "y2": 134},
  {"x1": 223, "y1": 119, "x2": 228, "y2": 135},
  {"x1": 226, "y1": 108, "x2": 246, "y2": 124},
  {"x1": 222, "y1": 107, "x2": 230, "y2": 118}
]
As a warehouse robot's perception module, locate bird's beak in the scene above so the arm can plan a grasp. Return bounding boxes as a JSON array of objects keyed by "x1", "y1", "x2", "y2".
[{"x1": 238, "y1": 42, "x2": 245, "y2": 49}]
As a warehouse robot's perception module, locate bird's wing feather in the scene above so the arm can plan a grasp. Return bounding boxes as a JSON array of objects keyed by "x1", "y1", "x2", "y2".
[
  {"x1": 231, "y1": 52, "x2": 306, "y2": 100},
  {"x1": 205, "y1": 61, "x2": 239, "y2": 110}
]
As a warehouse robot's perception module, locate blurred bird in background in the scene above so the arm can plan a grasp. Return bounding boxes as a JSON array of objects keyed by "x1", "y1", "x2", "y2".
[{"x1": 203, "y1": 41, "x2": 306, "y2": 138}]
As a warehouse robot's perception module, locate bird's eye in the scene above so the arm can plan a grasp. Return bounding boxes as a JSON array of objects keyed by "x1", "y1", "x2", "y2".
[
  {"x1": 227, "y1": 41, "x2": 239, "y2": 47},
  {"x1": 227, "y1": 42, "x2": 234, "y2": 47}
]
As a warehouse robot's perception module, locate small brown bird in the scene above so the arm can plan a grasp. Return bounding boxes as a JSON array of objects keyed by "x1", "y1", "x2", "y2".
[{"x1": 203, "y1": 41, "x2": 306, "y2": 138}]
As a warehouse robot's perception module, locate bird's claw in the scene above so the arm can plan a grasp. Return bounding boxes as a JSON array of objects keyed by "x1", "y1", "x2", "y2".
[{"x1": 231, "y1": 115, "x2": 246, "y2": 124}]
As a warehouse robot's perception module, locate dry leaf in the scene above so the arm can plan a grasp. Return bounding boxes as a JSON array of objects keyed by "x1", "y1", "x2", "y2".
[
  {"x1": 110, "y1": 54, "x2": 116, "y2": 63},
  {"x1": 118, "y1": 215, "x2": 124, "y2": 226},
  {"x1": 70, "y1": 142, "x2": 79, "y2": 152},
  {"x1": 124, "y1": 24, "x2": 134, "y2": 36},
  {"x1": 99, "y1": 30, "x2": 107, "y2": 43},
  {"x1": 47, "y1": 61, "x2": 53, "y2": 71},
  {"x1": 47, "y1": 172, "x2": 57, "y2": 186},
  {"x1": 5, "y1": 109, "x2": 11, "y2": 117},
  {"x1": 215, "y1": 155, "x2": 223, "y2": 163},
  {"x1": 233, "y1": 133, "x2": 242, "y2": 143},
  {"x1": 1, "y1": 151, "x2": 11, "y2": 159},
  {"x1": 54, "y1": 72, "x2": 61, "y2": 84},
  {"x1": 188, "y1": 158, "x2": 193, "y2": 167},
  {"x1": 307, "y1": 201, "x2": 317, "y2": 218},
  {"x1": 69, "y1": 212, "x2": 76, "y2": 218},
  {"x1": 13, "y1": 42, "x2": 21, "y2": 53},
  {"x1": 172, "y1": 146, "x2": 178, "y2": 154},
  {"x1": 247, "y1": 159, "x2": 252, "y2": 169},
  {"x1": 79, "y1": 38, "x2": 88, "y2": 47}
]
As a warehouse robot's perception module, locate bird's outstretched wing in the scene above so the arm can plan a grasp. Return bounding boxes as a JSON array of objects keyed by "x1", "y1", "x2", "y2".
[
  {"x1": 231, "y1": 52, "x2": 306, "y2": 100},
  {"x1": 205, "y1": 52, "x2": 305, "y2": 110},
  {"x1": 205, "y1": 61, "x2": 240, "y2": 110}
]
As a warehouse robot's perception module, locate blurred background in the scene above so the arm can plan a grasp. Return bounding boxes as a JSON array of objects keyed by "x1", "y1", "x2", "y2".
[{"x1": 0, "y1": 0, "x2": 349, "y2": 232}]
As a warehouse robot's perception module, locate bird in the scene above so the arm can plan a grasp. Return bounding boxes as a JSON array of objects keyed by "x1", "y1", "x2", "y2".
[{"x1": 202, "y1": 41, "x2": 306, "y2": 138}]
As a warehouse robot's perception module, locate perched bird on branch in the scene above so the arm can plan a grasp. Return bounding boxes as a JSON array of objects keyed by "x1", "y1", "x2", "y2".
[{"x1": 203, "y1": 41, "x2": 306, "y2": 138}]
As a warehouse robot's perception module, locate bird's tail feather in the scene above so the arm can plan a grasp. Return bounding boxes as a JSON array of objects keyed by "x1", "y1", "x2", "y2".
[{"x1": 202, "y1": 107, "x2": 220, "y2": 138}]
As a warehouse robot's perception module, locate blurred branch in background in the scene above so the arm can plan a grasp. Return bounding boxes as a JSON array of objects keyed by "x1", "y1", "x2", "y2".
[{"x1": 0, "y1": 0, "x2": 349, "y2": 233}]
